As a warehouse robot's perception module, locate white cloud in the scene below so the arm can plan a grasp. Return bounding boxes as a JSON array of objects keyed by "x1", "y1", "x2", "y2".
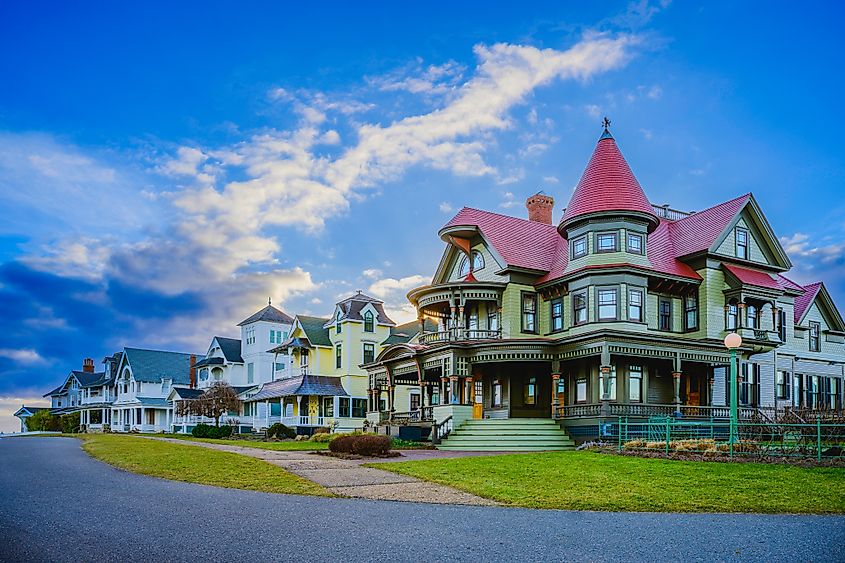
[
  {"x1": 0, "y1": 349, "x2": 46, "y2": 365},
  {"x1": 647, "y1": 85, "x2": 663, "y2": 99},
  {"x1": 585, "y1": 104, "x2": 602, "y2": 118},
  {"x1": 781, "y1": 233, "x2": 845, "y2": 266},
  {"x1": 640, "y1": 128, "x2": 654, "y2": 140},
  {"x1": 499, "y1": 191, "x2": 521, "y2": 209},
  {"x1": 369, "y1": 59, "x2": 465, "y2": 95},
  {"x1": 368, "y1": 274, "x2": 429, "y2": 323},
  {"x1": 439, "y1": 201, "x2": 454, "y2": 214},
  {"x1": 362, "y1": 268, "x2": 383, "y2": 279},
  {"x1": 542, "y1": 175, "x2": 560, "y2": 184}
]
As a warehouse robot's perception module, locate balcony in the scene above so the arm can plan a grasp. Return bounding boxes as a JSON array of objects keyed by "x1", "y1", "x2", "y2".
[{"x1": 419, "y1": 328, "x2": 502, "y2": 345}]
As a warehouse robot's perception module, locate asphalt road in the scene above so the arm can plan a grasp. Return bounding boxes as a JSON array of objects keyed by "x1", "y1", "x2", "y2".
[{"x1": 1, "y1": 438, "x2": 843, "y2": 562}]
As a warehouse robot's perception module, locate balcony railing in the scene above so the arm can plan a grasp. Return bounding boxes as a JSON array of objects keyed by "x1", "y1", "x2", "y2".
[{"x1": 419, "y1": 328, "x2": 502, "y2": 345}]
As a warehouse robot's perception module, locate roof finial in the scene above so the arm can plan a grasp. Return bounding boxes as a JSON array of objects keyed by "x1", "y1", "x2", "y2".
[
  {"x1": 268, "y1": 297, "x2": 272, "y2": 306},
  {"x1": 602, "y1": 116, "x2": 611, "y2": 132}
]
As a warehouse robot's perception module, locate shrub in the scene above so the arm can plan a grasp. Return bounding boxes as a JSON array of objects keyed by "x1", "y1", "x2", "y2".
[
  {"x1": 192, "y1": 424, "x2": 213, "y2": 438},
  {"x1": 622, "y1": 439, "x2": 646, "y2": 450},
  {"x1": 26, "y1": 410, "x2": 62, "y2": 432},
  {"x1": 60, "y1": 412, "x2": 80, "y2": 434},
  {"x1": 329, "y1": 434, "x2": 391, "y2": 456},
  {"x1": 192, "y1": 424, "x2": 233, "y2": 439},
  {"x1": 313, "y1": 427, "x2": 330, "y2": 435},
  {"x1": 267, "y1": 423, "x2": 295, "y2": 440},
  {"x1": 309, "y1": 432, "x2": 336, "y2": 443}
]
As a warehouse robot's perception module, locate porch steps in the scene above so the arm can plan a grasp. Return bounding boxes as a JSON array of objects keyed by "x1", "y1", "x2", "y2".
[{"x1": 437, "y1": 418, "x2": 575, "y2": 451}]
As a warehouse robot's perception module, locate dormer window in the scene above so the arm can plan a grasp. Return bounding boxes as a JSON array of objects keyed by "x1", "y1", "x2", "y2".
[
  {"x1": 809, "y1": 321, "x2": 820, "y2": 352},
  {"x1": 596, "y1": 232, "x2": 618, "y2": 253},
  {"x1": 736, "y1": 228, "x2": 748, "y2": 260},
  {"x1": 572, "y1": 236, "x2": 587, "y2": 259},
  {"x1": 627, "y1": 232, "x2": 643, "y2": 255},
  {"x1": 364, "y1": 310, "x2": 374, "y2": 332},
  {"x1": 336, "y1": 311, "x2": 342, "y2": 334},
  {"x1": 458, "y1": 251, "x2": 484, "y2": 277}
]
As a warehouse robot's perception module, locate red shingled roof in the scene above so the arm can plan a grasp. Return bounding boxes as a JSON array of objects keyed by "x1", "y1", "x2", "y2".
[
  {"x1": 776, "y1": 274, "x2": 805, "y2": 293},
  {"x1": 793, "y1": 282, "x2": 822, "y2": 323},
  {"x1": 561, "y1": 133, "x2": 656, "y2": 226},
  {"x1": 723, "y1": 263, "x2": 781, "y2": 290},
  {"x1": 669, "y1": 194, "x2": 750, "y2": 257},
  {"x1": 443, "y1": 207, "x2": 559, "y2": 272}
]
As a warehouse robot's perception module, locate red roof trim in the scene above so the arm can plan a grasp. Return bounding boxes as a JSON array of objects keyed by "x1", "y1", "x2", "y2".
[{"x1": 722, "y1": 263, "x2": 782, "y2": 290}]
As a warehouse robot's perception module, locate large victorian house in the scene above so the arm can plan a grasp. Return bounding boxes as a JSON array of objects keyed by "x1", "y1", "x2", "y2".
[
  {"x1": 250, "y1": 292, "x2": 431, "y2": 433},
  {"x1": 365, "y1": 127, "x2": 845, "y2": 445}
]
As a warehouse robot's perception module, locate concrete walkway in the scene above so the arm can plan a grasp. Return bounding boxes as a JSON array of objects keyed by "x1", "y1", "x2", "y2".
[{"x1": 147, "y1": 437, "x2": 498, "y2": 505}]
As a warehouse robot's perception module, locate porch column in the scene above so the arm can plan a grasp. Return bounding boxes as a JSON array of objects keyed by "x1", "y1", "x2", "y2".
[
  {"x1": 737, "y1": 302, "x2": 746, "y2": 328},
  {"x1": 388, "y1": 385, "x2": 396, "y2": 414},
  {"x1": 708, "y1": 372, "x2": 715, "y2": 407},
  {"x1": 440, "y1": 377, "x2": 448, "y2": 405},
  {"x1": 367, "y1": 389, "x2": 373, "y2": 412},
  {"x1": 600, "y1": 365, "x2": 612, "y2": 416},
  {"x1": 140, "y1": 407, "x2": 145, "y2": 429},
  {"x1": 449, "y1": 375, "x2": 459, "y2": 405},
  {"x1": 672, "y1": 372, "x2": 682, "y2": 415},
  {"x1": 551, "y1": 372, "x2": 561, "y2": 419}
]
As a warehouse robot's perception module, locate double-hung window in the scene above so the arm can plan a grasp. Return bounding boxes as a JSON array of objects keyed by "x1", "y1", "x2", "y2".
[
  {"x1": 684, "y1": 293, "x2": 698, "y2": 331},
  {"x1": 809, "y1": 321, "x2": 821, "y2": 352},
  {"x1": 628, "y1": 365, "x2": 643, "y2": 402},
  {"x1": 746, "y1": 304, "x2": 758, "y2": 329},
  {"x1": 550, "y1": 298, "x2": 563, "y2": 332},
  {"x1": 576, "y1": 378, "x2": 587, "y2": 403},
  {"x1": 336, "y1": 311, "x2": 342, "y2": 334},
  {"x1": 736, "y1": 228, "x2": 748, "y2": 259},
  {"x1": 364, "y1": 311, "x2": 374, "y2": 332},
  {"x1": 596, "y1": 232, "x2": 618, "y2": 252},
  {"x1": 335, "y1": 344, "x2": 342, "y2": 369},
  {"x1": 658, "y1": 298, "x2": 672, "y2": 331},
  {"x1": 628, "y1": 289, "x2": 643, "y2": 322},
  {"x1": 778, "y1": 309, "x2": 787, "y2": 342},
  {"x1": 597, "y1": 288, "x2": 617, "y2": 321},
  {"x1": 776, "y1": 371, "x2": 791, "y2": 400},
  {"x1": 521, "y1": 292, "x2": 537, "y2": 333},
  {"x1": 726, "y1": 300, "x2": 738, "y2": 330},
  {"x1": 363, "y1": 343, "x2": 375, "y2": 364},
  {"x1": 572, "y1": 236, "x2": 588, "y2": 259},
  {"x1": 573, "y1": 291, "x2": 588, "y2": 325}
]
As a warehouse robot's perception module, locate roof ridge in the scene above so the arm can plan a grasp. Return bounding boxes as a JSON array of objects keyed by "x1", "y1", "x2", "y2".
[
  {"x1": 674, "y1": 192, "x2": 751, "y2": 223},
  {"x1": 125, "y1": 346, "x2": 197, "y2": 355},
  {"x1": 450, "y1": 206, "x2": 557, "y2": 228}
]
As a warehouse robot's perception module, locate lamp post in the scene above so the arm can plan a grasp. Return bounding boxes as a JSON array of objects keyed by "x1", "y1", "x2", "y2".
[{"x1": 724, "y1": 332, "x2": 742, "y2": 444}]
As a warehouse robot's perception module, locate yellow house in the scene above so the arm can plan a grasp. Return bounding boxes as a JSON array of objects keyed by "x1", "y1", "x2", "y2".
[{"x1": 249, "y1": 291, "x2": 429, "y2": 433}]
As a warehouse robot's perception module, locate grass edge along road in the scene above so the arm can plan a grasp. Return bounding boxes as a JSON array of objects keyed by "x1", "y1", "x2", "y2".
[
  {"x1": 82, "y1": 434, "x2": 332, "y2": 497},
  {"x1": 141, "y1": 433, "x2": 330, "y2": 451},
  {"x1": 370, "y1": 451, "x2": 845, "y2": 514}
]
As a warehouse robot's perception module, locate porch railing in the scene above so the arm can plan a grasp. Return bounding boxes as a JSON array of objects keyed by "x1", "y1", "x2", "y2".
[
  {"x1": 556, "y1": 403, "x2": 780, "y2": 420},
  {"x1": 555, "y1": 404, "x2": 601, "y2": 418},
  {"x1": 389, "y1": 410, "x2": 434, "y2": 424},
  {"x1": 431, "y1": 416, "x2": 453, "y2": 445},
  {"x1": 419, "y1": 328, "x2": 502, "y2": 345}
]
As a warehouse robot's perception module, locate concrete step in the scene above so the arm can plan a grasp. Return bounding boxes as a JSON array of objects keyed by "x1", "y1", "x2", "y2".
[
  {"x1": 452, "y1": 430, "x2": 568, "y2": 436},
  {"x1": 437, "y1": 418, "x2": 575, "y2": 452},
  {"x1": 438, "y1": 445, "x2": 573, "y2": 451}
]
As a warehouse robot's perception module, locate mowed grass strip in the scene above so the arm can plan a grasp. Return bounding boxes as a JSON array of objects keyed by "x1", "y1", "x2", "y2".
[
  {"x1": 372, "y1": 451, "x2": 845, "y2": 513},
  {"x1": 82, "y1": 434, "x2": 331, "y2": 496},
  {"x1": 141, "y1": 434, "x2": 329, "y2": 450}
]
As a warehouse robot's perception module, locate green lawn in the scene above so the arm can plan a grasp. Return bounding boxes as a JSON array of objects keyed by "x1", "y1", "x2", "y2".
[
  {"x1": 140, "y1": 433, "x2": 329, "y2": 450},
  {"x1": 371, "y1": 451, "x2": 845, "y2": 513},
  {"x1": 82, "y1": 434, "x2": 331, "y2": 496}
]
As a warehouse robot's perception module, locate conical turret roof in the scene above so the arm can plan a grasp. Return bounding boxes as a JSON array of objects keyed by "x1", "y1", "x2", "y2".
[{"x1": 560, "y1": 130, "x2": 658, "y2": 232}]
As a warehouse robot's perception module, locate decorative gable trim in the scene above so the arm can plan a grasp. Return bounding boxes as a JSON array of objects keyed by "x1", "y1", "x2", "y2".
[
  {"x1": 708, "y1": 194, "x2": 791, "y2": 270},
  {"x1": 796, "y1": 283, "x2": 845, "y2": 332}
]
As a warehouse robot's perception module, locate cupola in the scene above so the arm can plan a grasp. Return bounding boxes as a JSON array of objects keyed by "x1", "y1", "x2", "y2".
[{"x1": 559, "y1": 121, "x2": 658, "y2": 236}]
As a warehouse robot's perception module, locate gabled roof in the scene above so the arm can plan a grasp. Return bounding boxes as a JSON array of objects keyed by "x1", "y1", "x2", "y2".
[
  {"x1": 776, "y1": 275, "x2": 805, "y2": 293},
  {"x1": 382, "y1": 318, "x2": 439, "y2": 346},
  {"x1": 296, "y1": 316, "x2": 332, "y2": 347},
  {"x1": 326, "y1": 292, "x2": 395, "y2": 326},
  {"x1": 13, "y1": 406, "x2": 50, "y2": 417},
  {"x1": 443, "y1": 207, "x2": 560, "y2": 273},
  {"x1": 246, "y1": 375, "x2": 348, "y2": 401},
  {"x1": 122, "y1": 348, "x2": 198, "y2": 384},
  {"x1": 43, "y1": 384, "x2": 65, "y2": 397},
  {"x1": 194, "y1": 357, "x2": 224, "y2": 368},
  {"x1": 668, "y1": 194, "x2": 750, "y2": 258},
  {"x1": 793, "y1": 282, "x2": 845, "y2": 330},
  {"x1": 169, "y1": 387, "x2": 203, "y2": 400},
  {"x1": 212, "y1": 336, "x2": 243, "y2": 363},
  {"x1": 793, "y1": 282, "x2": 821, "y2": 324},
  {"x1": 723, "y1": 263, "x2": 782, "y2": 290},
  {"x1": 237, "y1": 304, "x2": 294, "y2": 326},
  {"x1": 560, "y1": 131, "x2": 657, "y2": 230}
]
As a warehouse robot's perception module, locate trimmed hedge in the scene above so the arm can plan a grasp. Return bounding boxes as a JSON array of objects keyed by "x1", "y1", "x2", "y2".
[
  {"x1": 267, "y1": 423, "x2": 295, "y2": 440},
  {"x1": 192, "y1": 424, "x2": 233, "y2": 439},
  {"x1": 328, "y1": 434, "x2": 391, "y2": 456}
]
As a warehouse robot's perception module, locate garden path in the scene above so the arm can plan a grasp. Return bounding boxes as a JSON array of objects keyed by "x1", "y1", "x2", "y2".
[{"x1": 144, "y1": 437, "x2": 500, "y2": 505}]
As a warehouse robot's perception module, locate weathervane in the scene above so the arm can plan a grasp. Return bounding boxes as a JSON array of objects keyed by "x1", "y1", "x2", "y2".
[
  {"x1": 602, "y1": 116, "x2": 611, "y2": 132},
  {"x1": 268, "y1": 297, "x2": 272, "y2": 306}
]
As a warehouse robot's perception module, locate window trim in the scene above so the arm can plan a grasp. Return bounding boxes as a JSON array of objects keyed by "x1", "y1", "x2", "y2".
[
  {"x1": 550, "y1": 297, "x2": 564, "y2": 333},
  {"x1": 658, "y1": 297, "x2": 673, "y2": 332},
  {"x1": 628, "y1": 288, "x2": 644, "y2": 322},
  {"x1": 362, "y1": 343, "x2": 375, "y2": 365},
  {"x1": 572, "y1": 290, "x2": 588, "y2": 326},
  {"x1": 628, "y1": 365, "x2": 643, "y2": 403},
  {"x1": 520, "y1": 291, "x2": 538, "y2": 334},
  {"x1": 595, "y1": 231, "x2": 619, "y2": 253},
  {"x1": 335, "y1": 343, "x2": 342, "y2": 369},
  {"x1": 736, "y1": 227, "x2": 749, "y2": 260},
  {"x1": 684, "y1": 292, "x2": 699, "y2": 332},
  {"x1": 626, "y1": 232, "x2": 644, "y2": 255},
  {"x1": 596, "y1": 286, "x2": 619, "y2": 321},
  {"x1": 363, "y1": 310, "x2": 374, "y2": 333},
  {"x1": 571, "y1": 235, "x2": 588, "y2": 259},
  {"x1": 809, "y1": 321, "x2": 821, "y2": 352}
]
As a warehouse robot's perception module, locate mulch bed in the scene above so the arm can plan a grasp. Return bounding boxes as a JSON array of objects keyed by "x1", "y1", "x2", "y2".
[
  {"x1": 590, "y1": 447, "x2": 845, "y2": 467},
  {"x1": 311, "y1": 451, "x2": 402, "y2": 460}
]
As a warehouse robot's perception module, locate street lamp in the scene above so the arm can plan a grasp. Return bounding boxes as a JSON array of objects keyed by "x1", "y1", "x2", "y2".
[{"x1": 724, "y1": 332, "x2": 742, "y2": 444}]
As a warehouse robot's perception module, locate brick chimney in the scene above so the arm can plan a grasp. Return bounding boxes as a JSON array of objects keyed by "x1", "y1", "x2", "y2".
[
  {"x1": 189, "y1": 355, "x2": 197, "y2": 388},
  {"x1": 82, "y1": 358, "x2": 95, "y2": 373},
  {"x1": 526, "y1": 192, "x2": 555, "y2": 224}
]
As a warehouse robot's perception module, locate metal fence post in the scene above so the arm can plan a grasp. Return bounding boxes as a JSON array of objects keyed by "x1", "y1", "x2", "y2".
[
  {"x1": 665, "y1": 417, "x2": 671, "y2": 456},
  {"x1": 618, "y1": 416, "x2": 622, "y2": 452},
  {"x1": 817, "y1": 418, "x2": 822, "y2": 462}
]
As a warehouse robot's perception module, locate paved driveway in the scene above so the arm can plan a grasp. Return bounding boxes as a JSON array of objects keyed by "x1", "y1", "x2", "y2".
[{"x1": 1, "y1": 438, "x2": 842, "y2": 562}]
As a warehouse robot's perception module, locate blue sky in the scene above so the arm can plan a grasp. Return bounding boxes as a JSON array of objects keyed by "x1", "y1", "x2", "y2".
[{"x1": 1, "y1": 1, "x2": 843, "y2": 430}]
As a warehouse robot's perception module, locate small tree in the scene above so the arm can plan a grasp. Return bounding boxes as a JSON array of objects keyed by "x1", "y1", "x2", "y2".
[
  {"x1": 177, "y1": 382, "x2": 242, "y2": 427},
  {"x1": 26, "y1": 410, "x2": 61, "y2": 432}
]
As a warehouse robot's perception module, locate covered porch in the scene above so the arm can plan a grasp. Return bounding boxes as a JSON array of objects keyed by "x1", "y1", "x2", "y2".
[{"x1": 110, "y1": 400, "x2": 171, "y2": 433}]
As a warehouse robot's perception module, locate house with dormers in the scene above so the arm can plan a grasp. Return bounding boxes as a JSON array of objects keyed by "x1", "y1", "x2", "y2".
[
  {"x1": 249, "y1": 292, "x2": 428, "y2": 433},
  {"x1": 78, "y1": 353, "x2": 122, "y2": 431},
  {"x1": 365, "y1": 126, "x2": 844, "y2": 447}
]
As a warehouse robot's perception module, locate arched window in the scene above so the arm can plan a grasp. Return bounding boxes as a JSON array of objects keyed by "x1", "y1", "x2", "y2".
[
  {"x1": 336, "y1": 310, "x2": 342, "y2": 334},
  {"x1": 199, "y1": 368, "x2": 209, "y2": 381},
  {"x1": 458, "y1": 251, "x2": 484, "y2": 277},
  {"x1": 726, "y1": 299, "x2": 738, "y2": 330},
  {"x1": 364, "y1": 310, "x2": 374, "y2": 332}
]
